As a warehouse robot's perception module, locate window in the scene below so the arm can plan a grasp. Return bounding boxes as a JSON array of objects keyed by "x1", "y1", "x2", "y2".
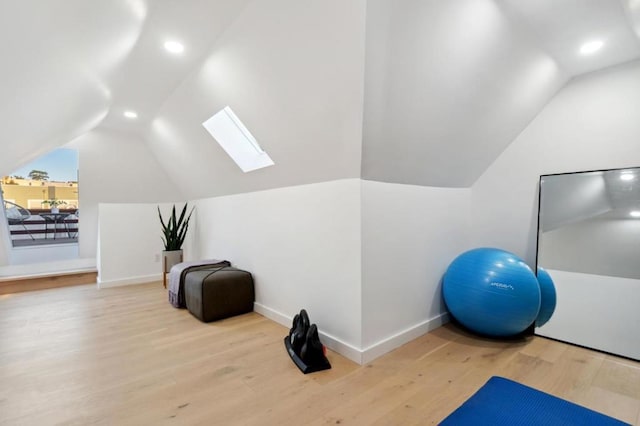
[{"x1": 1, "y1": 148, "x2": 79, "y2": 246}]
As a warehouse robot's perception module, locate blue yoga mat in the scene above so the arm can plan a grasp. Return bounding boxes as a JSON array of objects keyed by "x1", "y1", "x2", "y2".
[{"x1": 440, "y1": 376, "x2": 629, "y2": 425}]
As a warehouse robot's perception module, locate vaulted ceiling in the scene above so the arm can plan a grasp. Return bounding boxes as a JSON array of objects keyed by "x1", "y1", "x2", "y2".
[
  {"x1": 362, "y1": 0, "x2": 640, "y2": 187},
  {"x1": 2, "y1": 0, "x2": 639, "y2": 196}
]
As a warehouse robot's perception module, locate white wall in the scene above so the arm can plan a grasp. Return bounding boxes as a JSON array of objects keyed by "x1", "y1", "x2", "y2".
[
  {"x1": 97, "y1": 202, "x2": 179, "y2": 287},
  {"x1": 192, "y1": 179, "x2": 363, "y2": 360},
  {"x1": 148, "y1": 0, "x2": 366, "y2": 199},
  {"x1": 9, "y1": 244, "x2": 79, "y2": 266},
  {"x1": 67, "y1": 128, "x2": 184, "y2": 262},
  {"x1": 0, "y1": 257, "x2": 96, "y2": 278},
  {"x1": 536, "y1": 269, "x2": 640, "y2": 360},
  {"x1": 361, "y1": 181, "x2": 470, "y2": 362},
  {"x1": 472, "y1": 59, "x2": 640, "y2": 265},
  {"x1": 96, "y1": 178, "x2": 473, "y2": 364}
]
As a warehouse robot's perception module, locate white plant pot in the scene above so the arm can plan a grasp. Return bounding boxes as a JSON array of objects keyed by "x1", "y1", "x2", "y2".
[
  {"x1": 163, "y1": 249, "x2": 184, "y2": 273},
  {"x1": 51, "y1": 207, "x2": 59, "y2": 214}
]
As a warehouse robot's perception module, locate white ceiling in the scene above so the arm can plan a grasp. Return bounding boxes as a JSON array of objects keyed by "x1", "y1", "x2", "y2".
[
  {"x1": 497, "y1": 0, "x2": 640, "y2": 76},
  {"x1": 0, "y1": 0, "x2": 249, "y2": 176},
  {"x1": 362, "y1": 0, "x2": 640, "y2": 188},
  {"x1": 1, "y1": 0, "x2": 640, "y2": 192},
  {"x1": 98, "y1": 0, "x2": 251, "y2": 134}
]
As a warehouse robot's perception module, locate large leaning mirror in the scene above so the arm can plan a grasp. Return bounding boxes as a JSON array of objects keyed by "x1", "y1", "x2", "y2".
[{"x1": 536, "y1": 166, "x2": 640, "y2": 360}]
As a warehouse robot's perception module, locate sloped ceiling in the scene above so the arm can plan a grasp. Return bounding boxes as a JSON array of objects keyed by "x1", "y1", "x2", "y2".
[
  {"x1": 1, "y1": 0, "x2": 640, "y2": 196},
  {"x1": 0, "y1": 1, "x2": 143, "y2": 176},
  {"x1": 0, "y1": 0, "x2": 250, "y2": 177},
  {"x1": 497, "y1": 0, "x2": 640, "y2": 76},
  {"x1": 147, "y1": 0, "x2": 366, "y2": 199},
  {"x1": 362, "y1": 0, "x2": 640, "y2": 188}
]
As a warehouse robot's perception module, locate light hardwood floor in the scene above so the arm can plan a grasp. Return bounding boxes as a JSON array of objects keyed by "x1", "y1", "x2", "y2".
[
  {"x1": 1, "y1": 282, "x2": 638, "y2": 425},
  {"x1": 0, "y1": 271, "x2": 98, "y2": 295}
]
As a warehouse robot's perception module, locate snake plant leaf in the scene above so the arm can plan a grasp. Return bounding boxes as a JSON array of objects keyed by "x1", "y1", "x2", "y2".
[{"x1": 158, "y1": 203, "x2": 194, "y2": 251}]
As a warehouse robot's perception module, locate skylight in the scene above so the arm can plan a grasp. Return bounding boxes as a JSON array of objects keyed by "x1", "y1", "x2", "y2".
[{"x1": 202, "y1": 106, "x2": 274, "y2": 173}]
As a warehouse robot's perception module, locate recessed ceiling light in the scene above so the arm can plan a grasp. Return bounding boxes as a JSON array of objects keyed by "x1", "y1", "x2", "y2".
[
  {"x1": 124, "y1": 111, "x2": 138, "y2": 119},
  {"x1": 630, "y1": 211, "x2": 640, "y2": 218},
  {"x1": 579, "y1": 40, "x2": 604, "y2": 55},
  {"x1": 164, "y1": 40, "x2": 185, "y2": 54},
  {"x1": 620, "y1": 173, "x2": 635, "y2": 181}
]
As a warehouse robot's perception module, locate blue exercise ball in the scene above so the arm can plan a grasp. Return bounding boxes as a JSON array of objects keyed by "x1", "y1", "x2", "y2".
[
  {"x1": 535, "y1": 267, "x2": 556, "y2": 328},
  {"x1": 443, "y1": 248, "x2": 541, "y2": 337}
]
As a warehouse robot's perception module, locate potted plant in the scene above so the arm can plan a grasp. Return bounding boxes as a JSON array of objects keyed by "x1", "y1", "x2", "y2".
[
  {"x1": 41, "y1": 199, "x2": 64, "y2": 213},
  {"x1": 158, "y1": 203, "x2": 194, "y2": 274}
]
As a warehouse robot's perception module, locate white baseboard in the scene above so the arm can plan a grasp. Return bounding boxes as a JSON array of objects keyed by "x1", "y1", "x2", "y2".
[
  {"x1": 254, "y1": 302, "x2": 450, "y2": 365},
  {"x1": 254, "y1": 302, "x2": 363, "y2": 364},
  {"x1": 98, "y1": 274, "x2": 160, "y2": 288},
  {"x1": 253, "y1": 302, "x2": 291, "y2": 327},
  {"x1": 361, "y1": 312, "x2": 450, "y2": 364}
]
